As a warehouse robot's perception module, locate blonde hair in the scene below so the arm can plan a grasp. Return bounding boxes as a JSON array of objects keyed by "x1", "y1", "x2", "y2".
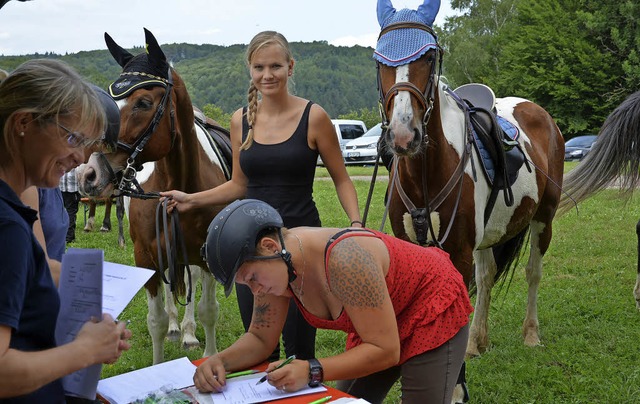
[
  {"x1": 241, "y1": 31, "x2": 293, "y2": 150},
  {"x1": 0, "y1": 59, "x2": 106, "y2": 166}
]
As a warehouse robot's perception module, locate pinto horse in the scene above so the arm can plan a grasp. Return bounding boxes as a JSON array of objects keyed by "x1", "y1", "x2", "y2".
[
  {"x1": 77, "y1": 29, "x2": 230, "y2": 364},
  {"x1": 375, "y1": 0, "x2": 565, "y2": 357},
  {"x1": 559, "y1": 90, "x2": 640, "y2": 310},
  {"x1": 83, "y1": 195, "x2": 126, "y2": 248}
]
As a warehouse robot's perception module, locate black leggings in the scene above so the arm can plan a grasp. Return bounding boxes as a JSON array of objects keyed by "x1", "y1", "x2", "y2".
[
  {"x1": 336, "y1": 324, "x2": 469, "y2": 404},
  {"x1": 236, "y1": 283, "x2": 316, "y2": 361}
]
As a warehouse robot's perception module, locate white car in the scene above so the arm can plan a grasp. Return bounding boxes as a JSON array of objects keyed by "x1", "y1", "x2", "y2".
[
  {"x1": 318, "y1": 119, "x2": 367, "y2": 165},
  {"x1": 342, "y1": 123, "x2": 383, "y2": 165}
]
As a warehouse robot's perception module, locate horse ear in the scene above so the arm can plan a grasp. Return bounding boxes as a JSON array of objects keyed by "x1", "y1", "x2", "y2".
[
  {"x1": 105, "y1": 32, "x2": 134, "y2": 68},
  {"x1": 143, "y1": 28, "x2": 167, "y2": 66},
  {"x1": 377, "y1": 0, "x2": 396, "y2": 27},
  {"x1": 417, "y1": 0, "x2": 441, "y2": 26}
]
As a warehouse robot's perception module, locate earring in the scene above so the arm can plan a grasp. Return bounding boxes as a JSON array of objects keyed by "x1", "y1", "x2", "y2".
[{"x1": 19, "y1": 131, "x2": 24, "y2": 137}]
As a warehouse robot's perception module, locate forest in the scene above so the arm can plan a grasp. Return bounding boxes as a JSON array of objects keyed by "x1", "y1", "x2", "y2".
[{"x1": 1, "y1": 0, "x2": 638, "y2": 138}]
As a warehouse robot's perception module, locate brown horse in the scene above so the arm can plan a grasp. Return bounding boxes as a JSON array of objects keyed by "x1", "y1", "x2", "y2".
[
  {"x1": 76, "y1": 29, "x2": 230, "y2": 364},
  {"x1": 375, "y1": 0, "x2": 565, "y2": 358},
  {"x1": 558, "y1": 90, "x2": 640, "y2": 310}
]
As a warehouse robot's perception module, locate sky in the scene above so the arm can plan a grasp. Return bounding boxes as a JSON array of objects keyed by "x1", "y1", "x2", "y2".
[{"x1": 0, "y1": 0, "x2": 458, "y2": 56}]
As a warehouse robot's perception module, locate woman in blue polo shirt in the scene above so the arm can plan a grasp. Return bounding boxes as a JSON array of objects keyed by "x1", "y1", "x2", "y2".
[{"x1": 0, "y1": 59, "x2": 132, "y2": 403}]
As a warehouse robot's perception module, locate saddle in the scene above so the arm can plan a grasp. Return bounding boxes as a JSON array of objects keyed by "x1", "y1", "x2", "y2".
[
  {"x1": 193, "y1": 107, "x2": 233, "y2": 181},
  {"x1": 452, "y1": 84, "x2": 529, "y2": 223}
]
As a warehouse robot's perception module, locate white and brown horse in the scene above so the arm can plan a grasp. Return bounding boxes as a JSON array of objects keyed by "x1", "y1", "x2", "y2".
[
  {"x1": 77, "y1": 29, "x2": 230, "y2": 364},
  {"x1": 83, "y1": 195, "x2": 126, "y2": 248},
  {"x1": 559, "y1": 90, "x2": 640, "y2": 310},
  {"x1": 375, "y1": 0, "x2": 565, "y2": 357}
]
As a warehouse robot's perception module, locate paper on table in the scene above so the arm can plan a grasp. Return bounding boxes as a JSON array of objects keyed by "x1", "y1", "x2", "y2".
[
  {"x1": 97, "y1": 356, "x2": 197, "y2": 404},
  {"x1": 188, "y1": 372, "x2": 327, "y2": 404},
  {"x1": 55, "y1": 248, "x2": 104, "y2": 400},
  {"x1": 102, "y1": 261, "x2": 154, "y2": 319}
]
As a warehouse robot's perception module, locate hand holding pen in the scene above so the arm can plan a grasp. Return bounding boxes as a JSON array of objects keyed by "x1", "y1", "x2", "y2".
[{"x1": 256, "y1": 355, "x2": 296, "y2": 385}]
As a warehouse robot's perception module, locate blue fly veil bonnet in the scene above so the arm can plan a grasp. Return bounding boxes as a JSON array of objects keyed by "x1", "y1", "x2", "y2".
[{"x1": 374, "y1": 0, "x2": 440, "y2": 66}]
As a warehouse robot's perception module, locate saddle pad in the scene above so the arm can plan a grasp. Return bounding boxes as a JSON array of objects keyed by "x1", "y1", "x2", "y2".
[
  {"x1": 472, "y1": 117, "x2": 520, "y2": 184},
  {"x1": 374, "y1": 8, "x2": 437, "y2": 67}
]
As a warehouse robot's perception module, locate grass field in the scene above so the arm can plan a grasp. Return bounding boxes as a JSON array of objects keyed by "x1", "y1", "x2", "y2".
[{"x1": 75, "y1": 163, "x2": 640, "y2": 403}]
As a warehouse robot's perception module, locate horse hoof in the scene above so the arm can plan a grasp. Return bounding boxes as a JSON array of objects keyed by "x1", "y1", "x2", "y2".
[
  {"x1": 83, "y1": 228, "x2": 91, "y2": 233},
  {"x1": 182, "y1": 340, "x2": 201, "y2": 350},
  {"x1": 100, "y1": 226, "x2": 111, "y2": 232},
  {"x1": 166, "y1": 330, "x2": 180, "y2": 342}
]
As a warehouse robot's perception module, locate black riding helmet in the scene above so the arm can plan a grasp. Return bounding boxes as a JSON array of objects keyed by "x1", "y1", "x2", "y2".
[
  {"x1": 91, "y1": 84, "x2": 120, "y2": 152},
  {"x1": 202, "y1": 199, "x2": 297, "y2": 297}
]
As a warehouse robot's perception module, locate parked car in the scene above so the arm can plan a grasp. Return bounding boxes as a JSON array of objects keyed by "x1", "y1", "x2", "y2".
[
  {"x1": 342, "y1": 123, "x2": 383, "y2": 165},
  {"x1": 564, "y1": 135, "x2": 597, "y2": 161},
  {"x1": 318, "y1": 119, "x2": 367, "y2": 165}
]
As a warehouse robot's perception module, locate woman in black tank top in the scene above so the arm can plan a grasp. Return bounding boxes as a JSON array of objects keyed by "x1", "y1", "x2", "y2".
[{"x1": 160, "y1": 31, "x2": 362, "y2": 361}]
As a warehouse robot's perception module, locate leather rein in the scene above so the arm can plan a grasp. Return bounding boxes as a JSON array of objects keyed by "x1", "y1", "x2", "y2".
[
  {"x1": 369, "y1": 22, "x2": 474, "y2": 248},
  {"x1": 105, "y1": 68, "x2": 192, "y2": 305}
]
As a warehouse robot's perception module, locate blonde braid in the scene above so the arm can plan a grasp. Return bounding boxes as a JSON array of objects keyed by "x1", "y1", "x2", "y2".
[{"x1": 241, "y1": 80, "x2": 259, "y2": 150}]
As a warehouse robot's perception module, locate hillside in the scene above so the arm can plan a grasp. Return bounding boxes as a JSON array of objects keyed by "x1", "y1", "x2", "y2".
[{"x1": 0, "y1": 41, "x2": 379, "y2": 118}]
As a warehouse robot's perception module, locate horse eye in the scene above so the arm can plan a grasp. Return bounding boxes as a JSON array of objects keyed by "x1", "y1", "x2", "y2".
[{"x1": 133, "y1": 98, "x2": 154, "y2": 111}]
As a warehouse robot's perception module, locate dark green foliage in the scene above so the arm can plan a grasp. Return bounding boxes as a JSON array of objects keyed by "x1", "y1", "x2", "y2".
[{"x1": 0, "y1": 41, "x2": 378, "y2": 119}]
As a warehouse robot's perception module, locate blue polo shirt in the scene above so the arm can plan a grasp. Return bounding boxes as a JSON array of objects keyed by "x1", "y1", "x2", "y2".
[{"x1": 0, "y1": 180, "x2": 64, "y2": 403}]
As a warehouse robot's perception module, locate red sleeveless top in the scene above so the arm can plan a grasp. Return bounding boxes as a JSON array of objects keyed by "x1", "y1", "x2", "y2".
[{"x1": 292, "y1": 229, "x2": 473, "y2": 364}]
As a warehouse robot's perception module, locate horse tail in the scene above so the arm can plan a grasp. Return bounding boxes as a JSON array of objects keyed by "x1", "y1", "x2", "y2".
[
  {"x1": 559, "y1": 90, "x2": 640, "y2": 214},
  {"x1": 469, "y1": 227, "x2": 529, "y2": 296}
]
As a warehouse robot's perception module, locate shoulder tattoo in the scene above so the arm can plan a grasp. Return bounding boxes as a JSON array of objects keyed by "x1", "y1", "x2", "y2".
[{"x1": 328, "y1": 238, "x2": 386, "y2": 308}]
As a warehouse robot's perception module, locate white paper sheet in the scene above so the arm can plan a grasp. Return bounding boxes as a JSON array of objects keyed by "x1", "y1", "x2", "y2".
[
  {"x1": 97, "y1": 356, "x2": 198, "y2": 404},
  {"x1": 55, "y1": 251, "x2": 155, "y2": 400},
  {"x1": 188, "y1": 373, "x2": 327, "y2": 404},
  {"x1": 102, "y1": 261, "x2": 154, "y2": 319},
  {"x1": 55, "y1": 248, "x2": 104, "y2": 400}
]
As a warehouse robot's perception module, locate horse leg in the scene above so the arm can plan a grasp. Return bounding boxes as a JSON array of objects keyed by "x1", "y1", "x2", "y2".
[
  {"x1": 116, "y1": 196, "x2": 126, "y2": 248},
  {"x1": 100, "y1": 198, "x2": 112, "y2": 232},
  {"x1": 179, "y1": 266, "x2": 201, "y2": 350},
  {"x1": 146, "y1": 287, "x2": 169, "y2": 365},
  {"x1": 84, "y1": 200, "x2": 96, "y2": 232},
  {"x1": 467, "y1": 249, "x2": 497, "y2": 357},
  {"x1": 634, "y1": 219, "x2": 640, "y2": 310},
  {"x1": 198, "y1": 268, "x2": 219, "y2": 357},
  {"x1": 163, "y1": 282, "x2": 181, "y2": 343},
  {"x1": 522, "y1": 221, "x2": 545, "y2": 347}
]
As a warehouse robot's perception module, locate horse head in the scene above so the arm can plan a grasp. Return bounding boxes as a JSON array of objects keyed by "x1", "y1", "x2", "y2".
[
  {"x1": 375, "y1": 0, "x2": 442, "y2": 157},
  {"x1": 78, "y1": 28, "x2": 192, "y2": 198}
]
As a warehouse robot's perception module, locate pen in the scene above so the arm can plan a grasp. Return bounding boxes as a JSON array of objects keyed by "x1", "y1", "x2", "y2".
[
  {"x1": 308, "y1": 396, "x2": 332, "y2": 404},
  {"x1": 226, "y1": 369, "x2": 259, "y2": 379},
  {"x1": 255, "y1": 355, "x2": 296, "y2": 385}
]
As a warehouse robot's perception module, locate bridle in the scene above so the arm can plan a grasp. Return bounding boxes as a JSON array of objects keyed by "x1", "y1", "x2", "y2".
[
  {"x1": 107, "y1": 68, "x2": 177, "y2": 200},
  {"x1": 373, "y1": 22, "x2": 473, "y2": 248},
  {"x1": 376, "y1": 21, "x2": 443, "y2": 143}
]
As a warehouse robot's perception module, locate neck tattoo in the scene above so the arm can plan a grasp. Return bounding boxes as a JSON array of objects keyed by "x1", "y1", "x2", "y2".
[{"x1": 293, "y1": 234, "x2": 306, "y2": 306}]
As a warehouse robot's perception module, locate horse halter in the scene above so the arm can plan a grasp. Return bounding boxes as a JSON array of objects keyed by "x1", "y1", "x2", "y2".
[
  {"x1": 113, "y1": 68, "x2": 176, "y2": 199},
  {"x1": 376, "y1": 21, "x2": 443, "y2": 143}
]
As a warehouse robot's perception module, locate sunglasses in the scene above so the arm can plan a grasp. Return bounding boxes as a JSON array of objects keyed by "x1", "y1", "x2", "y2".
[{"x1": 56, "y1": 122, "x2": 94, "y2": 148}]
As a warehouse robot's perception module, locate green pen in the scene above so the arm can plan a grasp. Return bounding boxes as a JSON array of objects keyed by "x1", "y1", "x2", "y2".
[
  {"x1": 307, "y1": 396, "x2": 332, "y2": 404},
  {"x1": 255, "y1": 354, "x2": 296, "y2": 385},
  {"x1": 226, "y1": 369, "x2": 259, "y2": 379}
]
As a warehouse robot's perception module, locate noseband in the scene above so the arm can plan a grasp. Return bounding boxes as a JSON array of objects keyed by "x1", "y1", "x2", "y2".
[{"x1": 376, "y1": 21, "x2": 443, "y2": 142}]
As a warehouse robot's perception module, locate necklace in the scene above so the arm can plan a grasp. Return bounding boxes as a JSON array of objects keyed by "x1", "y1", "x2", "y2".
[{"x1": 293, "y1": 234, "x2": 306, "y2": 307}]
